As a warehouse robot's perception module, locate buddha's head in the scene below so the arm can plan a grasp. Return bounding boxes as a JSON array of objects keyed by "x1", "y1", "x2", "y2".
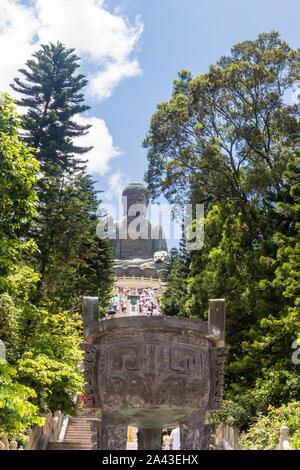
[{"x1": 122, "y1": 183, "x2": 149, "y2": 217}]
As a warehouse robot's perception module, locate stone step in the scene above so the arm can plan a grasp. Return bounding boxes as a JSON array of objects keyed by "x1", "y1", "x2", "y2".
[
  {"x1": 47, "y1": 444, "x2": 92, "y2": 450},
  {"x1": 67, "y1": 424, "x2": 93, "y2": 428},
  {"x1": 68, "y1": 422, "x2": 94, "y2": 426},
  {"x1": 67, "y1": 426, "x2": 91, "y2": 432},
  {"x1": 67, "y1": 423, "x2": 93, "y2": 426},
  {"x1": 65, "y1": 431, "x2": 92, "y2": 434},
  {"x1": 66, "y1": 428, "x2": 92, "y2": 431},
  {"x1": 47, "y1": 415, "x2": 97, "y2": 450},
  {"x1": 63, "y1": 438, "x2": 92, "y2": 442},
  {"x1": 69, "y1": 417, "x2": 98, "y2": 421},
  {"x1": 47, "y1": 447, "x2": 92, "y2": 450},
  {"x1": 47, "y1": 443, "x2": 92, "y2": 450},
  {"x1": 64, "y1": 437, "x2": 92, "y2": 440},
  {"x1": 65, "y1": 431, "x2": 92, "y2": 435},
  {"x1": 69, "y1": 418, "x2": 95, "y2": 421},
  {"x1": 65, "y1": 432, "x2": 92, "y2": 435},
  {"x1": 67, "y1": 424, "x2": 95, "y2": 427}
]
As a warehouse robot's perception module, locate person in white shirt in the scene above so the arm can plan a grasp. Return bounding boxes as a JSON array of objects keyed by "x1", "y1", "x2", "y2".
[{"x1": 169, "y1": 426, "x2": 180, "y2": 450}]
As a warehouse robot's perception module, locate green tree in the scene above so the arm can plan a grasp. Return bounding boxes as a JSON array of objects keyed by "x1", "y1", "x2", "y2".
[
  {"x1": 10, "y1": 43, "x2": 114, "y2": 309},
  {"x1": 0, "y1": 96, "x2": 43, "y2": 443},
  {"x1": 144, "y1": 32, "x2": 300, "y2": 430},
  {"x1": 160, "y1": 247, "x2": 187, "y2": 317},
  {"x1": 11, "y1": 42, "x2": 91, "y2": 174},
  {"x1": 240, "y1": 402, "x2": 300, "y2": 450},
  {"x1": 0, "y1": 93, "x2": 39, "y2": 285},
  {"x1": 144, "y1": 32, "x2": 300, "y2": 213},
  {"x1": 28, "y1": 170, "x2": 114, "y2": 311},
  {"x1": 0, "y1": 362, "x2": 44, "y2": 443},
  {"x1": 0, "y1": 95, "x2": 84, "y2": 435}
]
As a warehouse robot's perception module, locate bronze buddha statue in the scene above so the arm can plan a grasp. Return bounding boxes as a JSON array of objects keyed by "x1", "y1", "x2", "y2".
[{"x1": 111, "y1": 183, "x2": 167, "y2": 279}]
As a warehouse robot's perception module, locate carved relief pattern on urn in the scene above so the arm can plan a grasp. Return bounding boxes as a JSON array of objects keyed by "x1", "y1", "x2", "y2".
[{"x1": 89, "y1": 330, "x2": 213, "y2": 410}]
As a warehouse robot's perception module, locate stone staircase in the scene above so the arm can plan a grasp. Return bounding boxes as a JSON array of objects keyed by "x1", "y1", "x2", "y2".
[{"x1": 47, "y1": 416, "x2": 97, "y2": 450}]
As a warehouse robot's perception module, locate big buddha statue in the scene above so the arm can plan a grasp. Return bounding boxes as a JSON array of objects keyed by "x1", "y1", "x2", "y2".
[{"x1": 111, "y1": 183, "x2": 168, "y2": 279}]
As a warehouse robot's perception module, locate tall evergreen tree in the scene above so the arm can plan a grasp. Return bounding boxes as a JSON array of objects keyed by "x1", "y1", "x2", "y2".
[
  {"x1": 11, "y1": 42, "x2": 91, "y2": 174},
  {"x1": 0, "y1": 96, "x2": 83, "y2": 442},
  {"x1": 10, "y1": 43, "x2": 114, "y2": 309}
]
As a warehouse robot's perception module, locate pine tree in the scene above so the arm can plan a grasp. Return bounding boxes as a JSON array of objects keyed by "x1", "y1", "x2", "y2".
[
  {"x1": 11, "y1": 41, "x2": 91, "y2": 174},
  {"x1": 10, "y1": 43, "x2": 114, "y2": 309}
]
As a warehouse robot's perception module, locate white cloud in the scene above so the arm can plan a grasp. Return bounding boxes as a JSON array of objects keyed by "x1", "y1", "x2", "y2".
[
  {"x1": 104, "y1": 169, "x2": 130, "y2": 201},
  {"x1": 35, "y1": 0, "x2": 143, "y2": 100},
  {"x1": 89, "y1": 58, "x2": 141, "y2": 100},
  {"x1": 100, "y1": 169, "x2": 130, "y2": 222},
  {"x1": 0, "y1": 0, "x2": 143, "y2": 100},
  {"x1": 76, "y1": 116, "x2": 121, "y2": 175},
  {"x1": 0, "y1": 0, "x2": 143, "y2": 174},
  {"x1": 0, "y1": 0, "x2": 39, "y2": 93}
]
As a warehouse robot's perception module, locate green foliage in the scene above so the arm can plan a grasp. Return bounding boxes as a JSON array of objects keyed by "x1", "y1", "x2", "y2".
[
  {"x1": 18, "y1": 352, "x2": 83, "y2": 415},
  {"x1": 0, "y1": 47, "x2": 115, "y2": 444},
  {"x1": 160, "y1": 230, "x2": 192, "y2": 317},
  {"x1": 0, "y1": 267, "x2": 84, "y2": 415},
  {"x1": 144, "y1": 31, "x2": 300, "y2": 207},
  {"x1": 0, "y1": 362, "x2": 44, "y2": 442},
  {"x1": 160, "y1": 248, "x2": 188, "y2": 317},
  {"x1": 210, "y1": 369, "x2": 299, "y2": 431},
  {"x1": 0, "y1": 93, "x2": 39, "y2": 282},
  {"x1": 28, "y1": 170, "x2": 114, "y2": 310},
  {"x1": 0, "y1": 94, "x2": 86, "y2": 442},
  {"x1": 10, "y1": 42, "x2": 114, "y2": 311},
  {"x1": 144, "y1": 31, "x2": 300, "y2": 430},
  {"x1": 0, "y1": 247, "x2": 85, "y2": 414},
  {"x1": 240, "y1": 402, "x2": 300, "y2": 450}
]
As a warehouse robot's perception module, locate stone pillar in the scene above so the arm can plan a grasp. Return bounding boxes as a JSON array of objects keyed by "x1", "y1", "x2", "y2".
[
  {"x1": 137, "y1": 428, "x2": 161, "y2": 450},
  {"x1": 278, "y1": 422, "x2": 290, "y2": 450},
  {"x1": 180, "y1": 412, "x2": 215, "y2": 450},
  {"x1": 82, "y1": 297, "x2": 99, "y2": 329},
  {"x1": 92, "y1": 411, "x2": 128, "y2": 450},
  {"x1": 208, "y1": 299, "x2": 226, "y2": 346}
]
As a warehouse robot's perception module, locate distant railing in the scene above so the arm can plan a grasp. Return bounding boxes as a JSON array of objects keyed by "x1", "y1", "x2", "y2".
[
  {"x1": 115, "y1": 275, "x2": 165, "y2": 283},
  {"x1": 214, "y1": 421, "x2": 291, "y2": 450}
]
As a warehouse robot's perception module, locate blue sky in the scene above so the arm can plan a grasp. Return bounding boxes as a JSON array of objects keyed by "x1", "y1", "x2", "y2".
[
  {"x1": 98, "y1": 0, "x2": 300, "y2": 189},
  {"x1": 0, "y1": 0, "x2": 299, "y2": 248}
]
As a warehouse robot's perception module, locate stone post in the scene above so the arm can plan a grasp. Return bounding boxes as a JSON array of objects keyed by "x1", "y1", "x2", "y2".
[
  {"x1": 137, "y1": 428, "x2": 162, "y2": 450},
  {"x1": 82, "y1": 297, "x2": 99, "y2": 329},
  {"x1": 180, "y1": 411, "x2": 215, "y2": 450},
  {"x1": 9, "y1": 439, "x2": 18, "y2": 450},
  {"x1": 278, "y1": 422, "x2": 290, "y2": 450},
  {"x1": 208, "y1": 299, "x2": 226, "y2": 346},
  {"x1": 92, "y1": 411, "x2": 128, "y2": 450}
]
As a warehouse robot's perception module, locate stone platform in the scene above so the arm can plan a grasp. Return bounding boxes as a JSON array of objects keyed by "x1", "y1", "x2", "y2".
[{"x1": 114, "y1": 276, "x2": 165, "y2": 290}]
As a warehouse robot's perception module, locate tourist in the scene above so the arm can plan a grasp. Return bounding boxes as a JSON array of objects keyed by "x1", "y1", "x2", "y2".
[
  {"x1": 169, "y1": 426, "x2": 180, "y2": 450},
  {"x1": 161, "y1": 429, "x2": 170, "y2": 450}
]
